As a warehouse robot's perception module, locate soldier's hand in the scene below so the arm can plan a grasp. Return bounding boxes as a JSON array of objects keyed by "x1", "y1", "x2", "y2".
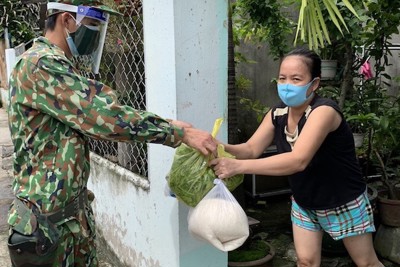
[
  {"x1": 170, "y1": 119, "x2": 193, "y2": 129},
  {"x1": 182, "y1": 128, "x2": 217, "y2": 155}
]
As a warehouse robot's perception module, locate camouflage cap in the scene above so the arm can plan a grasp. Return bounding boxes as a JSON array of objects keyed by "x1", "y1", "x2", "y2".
[{"x1": 47, "y1": 0, "x2": 121, "y2": 16}]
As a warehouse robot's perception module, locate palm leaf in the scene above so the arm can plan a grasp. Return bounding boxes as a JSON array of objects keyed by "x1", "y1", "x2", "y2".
[
  {"x1": 294, "y1": 0, "x2": 308, "y2": 46},
  {"x1": 308, "y1": 1, "x2": 319, "y2": 49},
  {"x1": 310, "y1": 0, "x2": 326, "y2": 48},
  {"x1": 323, "y1": 0, "x2": 348, "y2": 32},
  {"x1": 294, "y1": 0, "x2": 359, "y2": 50},
  {"x1": 314, "y1": 0, "x2": 330, "y2": 46},
  {"x1": 342, "y1": 0, "x2": 360, "y2": 18}
]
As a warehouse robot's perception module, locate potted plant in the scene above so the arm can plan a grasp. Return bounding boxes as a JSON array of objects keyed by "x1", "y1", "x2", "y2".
[
  {"x1": 370, "y1": 94, "x2": 400, "y2": 265},
  {"x1": 346, "y1": 112, "x2": 378, "y2": 148},
  {"x1": 318, "y1": 44, "x2": 339, "y2": 81},
  {"x1": 228, "y1": 230, "x2": 275, "y2": 267},
  {"x1": 370, "y1": 95, "x2": 400, "y2": 223}
]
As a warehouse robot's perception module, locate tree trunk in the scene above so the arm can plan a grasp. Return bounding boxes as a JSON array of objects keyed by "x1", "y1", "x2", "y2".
[
  {"x1": 227, "y1": 3, "x2": 239, "y2": 144},
  {"x1": 338, "y1": 43, "x2": 354, "y2": 110}
]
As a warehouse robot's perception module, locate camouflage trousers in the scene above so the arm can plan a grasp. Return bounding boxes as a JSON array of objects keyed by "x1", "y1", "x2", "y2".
[
  {"x1": 9, "y1": 204, "x2": 98, "y2": 267},
  {"x1": 50, "y1": 215, "x2": 98, "y2": 267}
]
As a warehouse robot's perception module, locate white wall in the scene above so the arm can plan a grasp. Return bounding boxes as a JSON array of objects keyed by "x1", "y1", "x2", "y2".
[
  {"x1": 1, "y1": 44, "x2": 26, "y2": 108},
  {"x1": 88, "y1": 0, "x2": 228, "y2": 266},
  {"x1": 1, "y1": 49, "x2": 16, "y2": 108}
]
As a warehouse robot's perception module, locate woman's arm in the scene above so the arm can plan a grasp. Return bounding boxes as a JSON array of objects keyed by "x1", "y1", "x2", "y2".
[
  {"x1": 224, "y1": 110, "x2": 275, "y2": 159},
  {"x1": 211, "y1": 106, "x2": 342, "y2": 178}
]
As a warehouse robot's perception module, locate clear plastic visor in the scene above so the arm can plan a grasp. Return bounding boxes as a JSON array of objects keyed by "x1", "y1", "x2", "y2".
[
  {"x1": 75, "y1": 6, "x2": 108, "y2": 26},
  {"x1": 47, "y1": 3, "x2": 110, "y2": 74},
  {"x1": 75, "y1": 6, "x2": 109, "y2": 73}
]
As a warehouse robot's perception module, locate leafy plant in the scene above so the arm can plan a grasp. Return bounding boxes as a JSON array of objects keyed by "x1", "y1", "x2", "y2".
[
  {"x1": 370, "y1": 95, "x2": 400, "y2": 200},
  {"x1": 239, "y1": 98, "x2": 269, "y2": 124},
  {"x1": 236, "y1": 74, "x2": 269, "y2": 123},
  {"x1": 233, "y1": 0, "x2": 294, "y2": 60},
  {"x1": 317, "y1": 44, "x2": 335, "y2": 60},
  {"x1": 234, "y1": 0, "x2": 362, "y2": 55},
  {"x1": 0, "y1": 0, "x2": 41, "y2": 47},
  {"x1": 294, "y1": 0, "x2": 360, "y2": 50},
  {"x1": 354, "y1": 0, "x2": 400, "y2": 196},
  {"x1": 318, "y1": 84, "x2": 376, "y2": 134},
  {"x1": 228, "y1": 239, "x2": 269, "y2": 262}
]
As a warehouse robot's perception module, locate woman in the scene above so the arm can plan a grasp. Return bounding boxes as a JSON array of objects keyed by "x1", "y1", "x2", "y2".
[{"x1": 210, "y1": 48, "x2": 383, "y2": 267}]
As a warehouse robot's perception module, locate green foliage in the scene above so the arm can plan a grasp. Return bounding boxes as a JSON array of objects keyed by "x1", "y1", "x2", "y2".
[
  {"x1": 294, "y1": 0, "x2": 360, "y2": 50},
  {"x1": 236, "y1": 74, "x2": 269, "y2": 123},
  {"x1": 0, "y1": 0, "x2": 41, "y2": 47},
  {"x1": 346, "y1": 112, "x2": 379, "y2": 133},
  {"x1": 228, "y1": 239, "x2": 269, "y2": 262},
  {"x1": 318, "y1": 84, "x2": 371, "y2": 133},
  {"x1": 347, "y1": 0, "x2": 400, "y2": 196},
  {"x1": 361, "y1": 0, "x2": 400, "y2": 64},
  {"x1": 370, "y1": 95, "x2": 400, "y2": 199},
  {"x1": 236, "y1": 74, "x2": 252, "y2": 91},
  {"x1": 239, "y1": 98, "x2": 270, "y2": 123},
  {"x1": 315, "y1": 0, "x2": 366, "y2": 58},
  {"x1": 233, "y1": 0, "x2": 294, "y2": 60},
  {"x1": 232, "y1": 0, "x2": 367, "y2": 57}
]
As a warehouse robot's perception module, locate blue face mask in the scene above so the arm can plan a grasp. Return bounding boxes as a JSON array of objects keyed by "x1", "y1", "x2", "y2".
[
  {"x1": 66, "y1": 32, "x2": 80, "y2": 57},
  {"x1": 277, "y1": 78, "x2": 316, "y2": 107}
]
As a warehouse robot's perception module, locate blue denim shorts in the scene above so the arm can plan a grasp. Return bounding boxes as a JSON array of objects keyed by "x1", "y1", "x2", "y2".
[{"x1": 291, "y1": 190, "x2": 375, "y2": 240}]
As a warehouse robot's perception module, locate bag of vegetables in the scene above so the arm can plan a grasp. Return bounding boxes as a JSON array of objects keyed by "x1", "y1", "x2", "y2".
[{"x1": 167, "y1": 118, "x2": 244, "y2": 207}]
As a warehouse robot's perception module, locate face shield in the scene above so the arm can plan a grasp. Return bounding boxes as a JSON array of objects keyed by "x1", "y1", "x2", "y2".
[{"x1": 47, "y1": 3, "x2": 110, "y2": 74}]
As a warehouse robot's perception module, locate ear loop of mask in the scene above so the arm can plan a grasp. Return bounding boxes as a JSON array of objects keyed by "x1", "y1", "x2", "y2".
[
  {"x1": 308, "y1": 77, "x2": 320, "y2": 96},
  {"x1": 304, "y1": 78, "x2": 318, "y2": 100},
  {"x1": 65, "y1": 14, "x2": 80, "y2": 56}
]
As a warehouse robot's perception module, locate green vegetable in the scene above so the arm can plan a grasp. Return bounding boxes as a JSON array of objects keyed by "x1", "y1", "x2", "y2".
[{"x1": 168, "y1": 143, "x2": 243, "y2": 207}]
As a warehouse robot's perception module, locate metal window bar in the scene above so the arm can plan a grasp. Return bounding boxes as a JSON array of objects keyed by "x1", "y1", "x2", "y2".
[
  {"x1": 86, "y1": 0, "x2": 148, "y2": 177},
  {"x1": 10, "y1": 0, "x2": 149, "y2": 178}
]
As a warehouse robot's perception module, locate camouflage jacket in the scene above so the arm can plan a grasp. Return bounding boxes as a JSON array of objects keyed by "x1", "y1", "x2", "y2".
[{"x1": 7, "y1": 37, "x2": 183, "y2": 234}]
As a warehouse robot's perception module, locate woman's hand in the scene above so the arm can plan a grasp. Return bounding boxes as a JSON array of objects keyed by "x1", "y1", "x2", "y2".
[{"x1": 209, "y1": 157, "x2": 240, "y2": 179}]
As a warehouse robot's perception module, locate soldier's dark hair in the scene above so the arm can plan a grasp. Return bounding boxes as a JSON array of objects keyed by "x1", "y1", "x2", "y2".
[
  {"x1": 284, "y1": 47, "x2": 322, "y2": 79},
  {"x1": 46, "y1": 13, "x2": 60, "y2": 31}
]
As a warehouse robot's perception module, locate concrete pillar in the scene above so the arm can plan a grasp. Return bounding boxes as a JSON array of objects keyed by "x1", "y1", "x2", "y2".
[{"x1": 144, "y1": 0, "x2": 228, "y2": 266}]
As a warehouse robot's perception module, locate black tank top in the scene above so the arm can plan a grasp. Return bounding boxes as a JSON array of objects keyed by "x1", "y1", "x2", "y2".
[{"x1": 271, "y1": 95, "x2": 366, "y2": 209}]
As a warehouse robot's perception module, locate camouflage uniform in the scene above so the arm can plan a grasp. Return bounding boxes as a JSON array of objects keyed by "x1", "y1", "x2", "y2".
[{"x1": 7, "y1": 36, "x2": 183, "y2": 266}]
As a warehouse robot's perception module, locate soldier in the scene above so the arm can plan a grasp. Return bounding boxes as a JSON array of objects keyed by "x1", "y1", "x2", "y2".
[{"x1": 6, "y1": 1, "x2": 216, "y2": 266}]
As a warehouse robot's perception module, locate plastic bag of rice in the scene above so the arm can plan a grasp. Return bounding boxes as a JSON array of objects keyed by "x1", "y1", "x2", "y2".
[{"x1": 188, "y1": 179, "x2": 249, "y2": 251}]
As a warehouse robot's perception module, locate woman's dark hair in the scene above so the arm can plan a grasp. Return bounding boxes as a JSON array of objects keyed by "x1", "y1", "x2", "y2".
[{"x1": 285, "y1": 47, "x2": 321, "y2": 79}]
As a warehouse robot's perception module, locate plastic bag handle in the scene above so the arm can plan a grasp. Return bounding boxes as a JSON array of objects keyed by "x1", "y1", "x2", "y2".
[
  {"x1": 213, "y1": 178, "x2": 221, "y2": 185},
  {"x1": 211, "y1": 118, "x2": 224, "y2": 138}
]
